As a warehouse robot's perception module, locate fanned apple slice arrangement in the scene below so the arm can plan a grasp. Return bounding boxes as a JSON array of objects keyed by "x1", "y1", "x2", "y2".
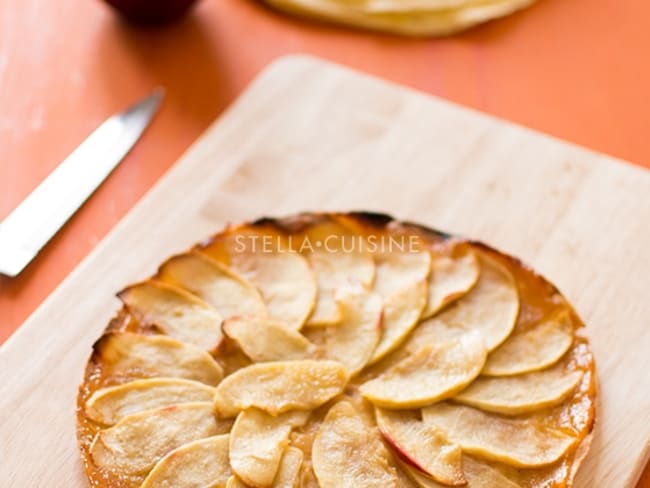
[{"x1": 77, "y1": 212, "x2": 596, "y2": 488}]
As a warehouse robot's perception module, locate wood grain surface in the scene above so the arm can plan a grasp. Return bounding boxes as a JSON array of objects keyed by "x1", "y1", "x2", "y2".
[{"x1": 0, "y1": 55, "x2": 648, "y2": 488}]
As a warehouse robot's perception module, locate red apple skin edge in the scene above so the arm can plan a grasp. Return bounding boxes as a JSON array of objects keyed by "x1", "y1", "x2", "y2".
[
  {"x1": 379, "y1": 430, "x2": 431, "y2": 475},
  {"x1": 102, "y1": 0, "x2": 200, "y2": 24}
]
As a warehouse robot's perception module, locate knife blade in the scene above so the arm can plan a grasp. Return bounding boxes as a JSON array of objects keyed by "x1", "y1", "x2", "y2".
[{"x1": 0, "y1": 89, "x2": 164, "y2": 277}]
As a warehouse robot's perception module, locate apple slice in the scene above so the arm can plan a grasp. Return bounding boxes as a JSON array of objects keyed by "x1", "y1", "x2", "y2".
[
  {"x1": 84, "y1": 378, "x2": 215, "y2": 425},
  {"x1": 460, "y1": 456, "x2": 522, "y2": 488},
  {"x1": 322, "y1": 285, "x2": 382, "y2": 375},
  {"x1": 312, "y1": 401, "x2": 400, "y2": 488},
  {"x1": 226, "y1": 476, "x2": 247, "y2": 488},
  {"x1": 454, "y1": 365, "x2": 583, "y2": 415},
  {"x1": 157, "y1": 252, "x2": 267, "y2": 319},
  {"x1": 201, "y1": 228, "x2": 317, "y2": 331},
  {"x1": 393, "y1": 461, "x2": 420, "y2": 488},
  {"x1": 230, "y1": 408, "x2": 309, "y2": 487},
  {"x1": 398, "y1": 456, "x2": 521, "y2": 488},
  {"x1": 223, "y1": 315, "x2": 317, "y2": 362},
  {"x1": 360, "y1": 335, "x2": 487, "y2": 408},
  {"x1": 302, "y1": 216, "x2": 375, "y2": 327},
  {"x1": 306, "y1": 252, "x2": 343, "y2": 326},
  {"x1": 375, "y1": 408, "x2": 465, "y2": 486},
  {"x1": 118, "y1": 280, "x2": 223, "y2": 352},
  {"x1": 369, "y1": 280, "x2": 427, "y2": 364},
  {"x1": 299, "y1": 216, "x2": 375, "y2": 328},
  {"x1": 422, "y1": 403, "x2": 576, "y2": 468},
  {"x1": 422, "y1": 247, "x2": 480, "y2": 319},
  {"x1": 92, "y1": 332, "x2": 223, "y2": 385},
  {"x1": 373, "y1": 250, "x2": 432, "y2": 298},
  {"x1": 140, "y1": 434, "x2": 231, "y2": 488},
  {"x1": 213, "y1": 360, "x2": 348, "y2": 417},
  {"x1": 232, "y1": 251, "x2": 316, "y2": 330},
  {"x1": 414, "y1": 253, "x2": 519, "y2": 351},
  {"x1": 293, "y1": 214, "x2": 377, "y2": 270},
  {"x1": 90, "y1": 402, "x2": 230, "y2": 475},
  {"x1": 306, "y1": 250, "x2": 375, "y2": 327},
  {"x1": 272, "y1": 447, "x2": 304, "y2": 488},
  {"x1": 482, "y1": 311, "x2": 574, "y2": 376},
  {"x1": 395, "y1": 458, "x2": 445, "y2": 488}
]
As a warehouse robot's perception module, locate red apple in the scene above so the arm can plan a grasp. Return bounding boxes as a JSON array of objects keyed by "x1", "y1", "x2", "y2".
[{"x1": 103, "y1": 0, "x2": 200, "y2": 24}]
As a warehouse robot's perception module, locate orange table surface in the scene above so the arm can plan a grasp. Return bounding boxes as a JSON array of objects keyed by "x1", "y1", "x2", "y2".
[{"x1": 1, "y1": 0, "x2": 649, "y2": 485}]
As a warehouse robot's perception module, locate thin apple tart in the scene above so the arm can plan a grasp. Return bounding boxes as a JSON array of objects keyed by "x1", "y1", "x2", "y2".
[{"x1": 77, "y1": 212, "x2": 596, "y2": 488}]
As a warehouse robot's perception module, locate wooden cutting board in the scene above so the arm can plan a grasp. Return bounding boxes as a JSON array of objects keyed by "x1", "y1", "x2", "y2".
[{"x1": 1, "y1": 55, "x2": 648, "y2": 488}]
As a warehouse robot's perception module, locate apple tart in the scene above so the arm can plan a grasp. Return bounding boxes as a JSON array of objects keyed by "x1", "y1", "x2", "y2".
[
  {"x1": 77, "y1": 212, "x2": 596, "y2": 488},
  {"x1": 259, "y1": 0, "x2": 536, "y2": 37}
]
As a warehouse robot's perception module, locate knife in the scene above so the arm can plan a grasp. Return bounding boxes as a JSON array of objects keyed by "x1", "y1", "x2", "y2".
[{"x1": 0, "y1": 89, "x2": 164, "y2": 277}]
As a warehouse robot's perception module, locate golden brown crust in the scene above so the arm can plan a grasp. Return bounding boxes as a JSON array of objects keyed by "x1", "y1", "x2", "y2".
[{"x1": 77, "y1": 211, "x2": 596, "y2": 488}]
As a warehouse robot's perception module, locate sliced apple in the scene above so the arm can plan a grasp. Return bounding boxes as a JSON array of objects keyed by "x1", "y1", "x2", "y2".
[
  {"x1": 204, "y1": 243, "x2": 317, "y2": 331},
  {"x1": 118, "y1": 280, "x2": 223, "y2": 352},
  {"x1": 293, "y1": 214, "x2": 377, "y2": 269},
  {"x1": 422, "y1": 403, "x2": 576, "y2": 468},
  {"x1": 306, "y1": 251, "x2": 343, "y2": 326},
  {"x1": 230, "y1": 408, "x2": 309, "y2": 487},
  {"x1": 416, "y1": 253, "x2": 519, "y2": 351},
  {"x1": 272, "y1": 447, "x2": 303, "y2": 488},
  {"x1": 140, "y1": 434, "x2": 231, "y2": 488},
  {"x1": 213, "y1": 360, "x2": 348, "y2": 417},
  {"x1": 360, "y1": 335, "x2": 487, "y2": 408},
  {"x1": 399, "y1": 456, "x2": 521, "y2": 488},
  {"x1": 454, "y1": 365, "x2": 583, "y2": 415},
  {"x1": 235, "y1": 251, "x2": 317, "y2": 330},
  {"x1": 92, "y1": 332, "x2": 223, "y2": 385},
  {"x1": 201, "y1": 222, "x2": 319, "y2": 331},
  {"x1": 84, "y1": 378, "x2": 215, "y2": 425},
  {"x1": 90, "y1": 402, "x2": 230, "y2": 475},
  {"x1": 396, "y1": 458, "x2": 445, "y2": 488},
  {"x1": 223, "y1": 315, "x2": 317, "y2": 362},
  {"x1": 157, "y1": 252, "x2": 268, "y2": 319},
  {"x1": 369, "y1": 280, "x2": 427, "y2": 364},
  {"x1": 226, "y1": 475, "x2": 248, "y2": 488},
  {"x1": 373, "y1": 250, "x2": 432, "y2": 298},
  {"x1": 460, "y1": 456, "x2": 522, "y2": 488},
  {"x1": 322, "y1": 285, "x2": 382, "y2": 375},
  {"x1": 312, "y1": 401, "x2": 400, "y2": 488},
  {"x1": 375, "y1": 408, "x2": 465, "y2": 486},
  {"x1": 306, "y1": 250, "x2": 375, "y2": 326},
  {"x1": 393, "y1": 461, "x2": 420, "y2": 488},
  {"x1": 483, "y1": 311, "x2": 574, "y2": 376},
  {"x1": 423, "y1": 247, "x2": 480, "y2": 319},
  {"x1": 302, "y1": 216, "x2": 375, "y2": 327}
]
